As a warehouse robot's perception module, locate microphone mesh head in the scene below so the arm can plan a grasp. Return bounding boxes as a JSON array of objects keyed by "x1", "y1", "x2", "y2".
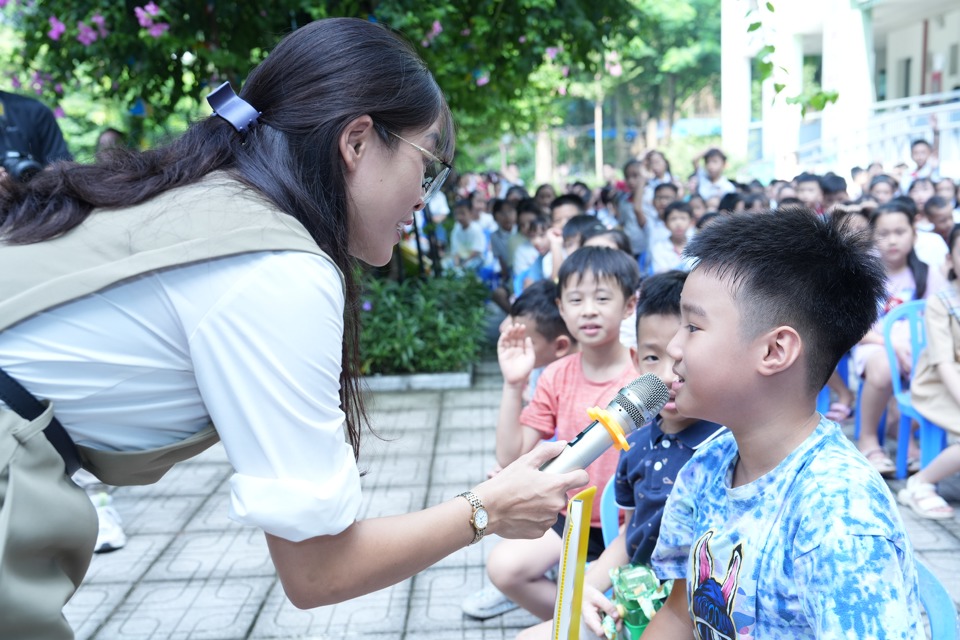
[{"x1": 615, "y1": 374, "x2": 670, "y2": 428}]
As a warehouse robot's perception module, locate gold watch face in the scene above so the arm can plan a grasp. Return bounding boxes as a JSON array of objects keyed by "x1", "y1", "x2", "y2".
[{"x1": 474, "y1": 508, "x2": 488, "y2": 529}]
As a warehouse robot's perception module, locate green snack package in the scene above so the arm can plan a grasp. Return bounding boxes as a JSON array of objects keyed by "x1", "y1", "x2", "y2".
[{"x1": 608, "y1": 564, "x2": 672, "y2": 639}]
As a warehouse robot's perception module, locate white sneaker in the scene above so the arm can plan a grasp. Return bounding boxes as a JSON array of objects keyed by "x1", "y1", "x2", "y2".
[
  {"x1": 90, "y1": 492, "x2": 127, "y2": 553},
  {"x1": 461, "y1": 585, "x2": 518, "y2": 619}
]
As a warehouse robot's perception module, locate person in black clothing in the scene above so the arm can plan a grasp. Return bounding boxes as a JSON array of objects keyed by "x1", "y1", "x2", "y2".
[{"x1": 0, "y1": 90, "x2": 72, "y2": 179}]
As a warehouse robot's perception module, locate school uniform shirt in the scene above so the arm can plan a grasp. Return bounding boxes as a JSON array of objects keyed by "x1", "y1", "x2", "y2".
[
  {"x1": 911, "y1": 289, "x2": 960, "y2": 434},
  {"x1": 652, "y1": 417, "x2": 923, "y2": 639},
  {"x1": 449, "y1": 220, "x2": 487, "y2": 263},
  {"x1": 615, "y1": 418, "x2": 725, "y2": 565},
  {"x1": 695, "y1": 167, "x2": 736, "y2": 201},
  {"x1": 649, "y1": 237, "x2": 697, "y2": 274},
  {"x1": 489, "y1": 227, "x2": 516, "y2": 271},
  {"x1": 914, "y1": 229, "x2": 949, "y2": 270}
]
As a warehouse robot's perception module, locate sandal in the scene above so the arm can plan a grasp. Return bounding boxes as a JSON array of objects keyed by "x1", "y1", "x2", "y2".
[
  {"x1": 897, "y1": 476, "x2": 955, "y2": 520},
  {"x1": 825, "y1": 402, "x2": 854, "y2": 422},
  {"x1": 862, "y1": 448, "x2": 896, "y2": 477}
]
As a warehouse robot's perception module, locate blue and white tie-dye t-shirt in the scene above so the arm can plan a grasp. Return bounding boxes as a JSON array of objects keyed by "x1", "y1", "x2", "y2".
[{"x1": 652, "y1": 417, "x2": 922, "y2": 639}]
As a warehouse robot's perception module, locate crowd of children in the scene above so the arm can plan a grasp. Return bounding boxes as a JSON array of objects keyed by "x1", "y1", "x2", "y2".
[{"x1": 445, "y1": 136, "x2": 960, "y2": 637}]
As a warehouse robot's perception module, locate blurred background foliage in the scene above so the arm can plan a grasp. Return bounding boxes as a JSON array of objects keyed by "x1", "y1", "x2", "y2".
[{"x1": 0, "y1": 0, "x2": 720, "y2": 175}]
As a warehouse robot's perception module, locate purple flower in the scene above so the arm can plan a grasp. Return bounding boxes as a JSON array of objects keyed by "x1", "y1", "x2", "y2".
[
  {"x1": 518, "y1": 36, "x2": 526, "y2": 43},
  {"x1": 134, "y1": 7, "x2": 152, "y2": 27},
  {"x1": 362, "y1": 300, "x2": 372, "y2": 312},
  {"x1": 10, "y1": 75, "x2": 21, "y2": 89},
  {"x1": 430, "y1": 20, "x2": 442, "y2": 38},
  {"x1": 147, "y1": 22, "x2": 169, "y2": 37},
  {"x1": 47, "y1": 16, "x2": 66, "y2": 41},
  {"x1": 53, "y1": 106, "x2": 65, "y2": 118},
  {"x1": 77, "y1": 21, "x2": 98, "y2": 45},
  {"x1": 91, "y1": 14, "x2": 109, "y2": 37},
  {"x1": 144, "y1": 1, "x2": 161, "y2": 15},
  {"x1": 54, "y1": 83, "x2": 63, "y2": 94},
  {"x1": 545, "y1": 46, "x2": 558, "y2": 60},
  {"x1": 0, "y1": 0, "x2": 10, "y2": 7},
  {"x1": 476, "y1": 74, "x2": 489, "y2": 87}
]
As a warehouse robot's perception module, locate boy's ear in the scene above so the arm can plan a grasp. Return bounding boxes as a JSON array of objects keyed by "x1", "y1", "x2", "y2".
[
  {"x1": 756, "y1": 325, "x2": 802, "y2": 377},
  {"x1": 339, "y1": 114, "x2": 375, "y2": 171},
  {"x1": 622, "y1": 293, "x2": 638, "y2": 321},
  {"x1": 553, "y1": 334, "x2": 574, "y2": 359}
]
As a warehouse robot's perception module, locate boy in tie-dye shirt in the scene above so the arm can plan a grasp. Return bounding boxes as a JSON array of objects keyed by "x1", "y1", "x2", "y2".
[{"x1": 645, "y1": 207, "x2": 922, "y2": 639}]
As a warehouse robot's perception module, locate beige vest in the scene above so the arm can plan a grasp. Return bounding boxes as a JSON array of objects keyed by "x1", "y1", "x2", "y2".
[{"x1": 0, "y1": 173, "x2": 343, "y2": 485}]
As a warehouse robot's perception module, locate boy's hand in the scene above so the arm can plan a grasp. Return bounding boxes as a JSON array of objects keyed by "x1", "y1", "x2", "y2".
[
  {"x1": 498, "y1": 322, "x2": 536, "y2": 386},
  {"x1": 582, "y1": 584, "x2": 619, "y2": 636},
  {"x1": 548, "y1": 227, "x2": 564, "y2": 252}
]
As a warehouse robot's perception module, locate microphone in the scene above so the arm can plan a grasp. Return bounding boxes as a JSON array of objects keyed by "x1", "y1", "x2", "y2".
[{"x1": 539, "y1": 373, "x2": 670, "y2": 474}]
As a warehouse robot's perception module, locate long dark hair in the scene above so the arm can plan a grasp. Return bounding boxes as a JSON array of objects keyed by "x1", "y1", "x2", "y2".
[{"x1": 0, "y1": 18, "x2": 455, "y2": 459}]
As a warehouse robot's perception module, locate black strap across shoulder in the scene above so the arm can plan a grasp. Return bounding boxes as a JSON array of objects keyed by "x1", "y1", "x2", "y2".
[{"x1": 0, "y1": 366, "x2": 81, "y2": 475}]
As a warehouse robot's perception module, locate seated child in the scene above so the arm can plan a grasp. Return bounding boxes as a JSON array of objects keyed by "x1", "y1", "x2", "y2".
[
  {"x1": 516, "y1": 270, "x2": 725, "y2": 640},
  {"x1": 580, "y1": 225, "x2": 640, "y2": 351},
  {"x1": 489, "y1": 198, "x2": 519, "y2": 312},
  {"x1": 544, "y1": 194, "x2": 588, "y2": 281},
  {"x1": 581, "y1": 226, "x2": 633, "y2": 255},
  {"x1": 650, "y1": 202, "x2": 696, "y2": 274},
  {"x1": 462, "y1": 279, "x2": 579, "y2": 620},
  {"x1": 446, "y1": 197, "x2": 487, "y2": 272},
  {"x1": 482, "y1": 247, "x2": 642, "y2": 621},
  {"x1": 512, "y1": 215, "x2": 551, "y2": 297},
  {"x1": 644, "y1": 207, "x2": 922, "y2": 638},
  {"x1": 900, "y1": 224, "x2": 960, "y2": 519},
  {"x1": 562, "y1": 214, "x2": 607, "y2": 255},
  {"x1": 506, "y1": 278, "x2": 578, "y2": 405}
]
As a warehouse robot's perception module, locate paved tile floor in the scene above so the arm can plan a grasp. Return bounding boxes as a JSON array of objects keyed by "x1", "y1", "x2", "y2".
[{"x1": 66, "y1": 359, "x2": 960, "y2": 639}]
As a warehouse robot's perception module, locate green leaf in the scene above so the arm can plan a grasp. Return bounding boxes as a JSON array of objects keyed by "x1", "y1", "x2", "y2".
[
  {"x1": 747, "y1": 21, "x2": 762, "y2": 32},
  {"x1": 766, "y1": 2, "x2": 775, "y2": 12},
  {"x1": 773, "y1": 82, "x2": 785, "y2": 94}
]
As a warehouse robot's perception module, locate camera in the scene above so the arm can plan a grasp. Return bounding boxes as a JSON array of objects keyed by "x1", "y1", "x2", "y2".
[{"x1": 2, "y1": 150, "x2": 42, "y2": 182}]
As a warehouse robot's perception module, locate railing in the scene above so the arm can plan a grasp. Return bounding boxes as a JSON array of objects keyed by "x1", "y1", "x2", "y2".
[{"x1": 774, "y1": 90, "x2": 960, "y2": 177}]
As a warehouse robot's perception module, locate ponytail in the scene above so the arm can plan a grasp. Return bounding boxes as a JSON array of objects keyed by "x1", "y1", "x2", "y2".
[{"x1": 907, "y1": 250, "x2": 929, "y2": 300}]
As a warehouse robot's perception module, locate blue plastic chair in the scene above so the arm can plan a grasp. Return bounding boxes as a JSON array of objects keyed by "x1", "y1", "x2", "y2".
[
  {"x1": 916, "y1": 559, "x2": 959, "y2": 639},
  {"x1": 600, "y1": 476, "x2": 620, "y2": 547},
  {"x1": 637, "y1": 251, "x2": 653, "y2": 277},
  {"x1": 882, "y1": 300, "x2": 949, "y2": 479},
  {"x1": 817, "y1": 352, "x2": 852, "y2": 416}
]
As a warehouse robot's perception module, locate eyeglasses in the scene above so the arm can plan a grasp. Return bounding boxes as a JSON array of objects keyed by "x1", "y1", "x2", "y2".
[{"x1": 388, "y1": 131, "x2": 452, "y2": 203}]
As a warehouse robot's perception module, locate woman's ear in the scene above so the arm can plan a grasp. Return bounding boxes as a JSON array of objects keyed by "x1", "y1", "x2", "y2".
[{"x1": 339, "y1": 115, "x2": 375, "y2": 172}]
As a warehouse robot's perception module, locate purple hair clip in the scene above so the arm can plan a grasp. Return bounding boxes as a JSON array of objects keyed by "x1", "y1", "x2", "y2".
[{"x1": 206, "y1": 81, "x2": 261, "y2": 134}]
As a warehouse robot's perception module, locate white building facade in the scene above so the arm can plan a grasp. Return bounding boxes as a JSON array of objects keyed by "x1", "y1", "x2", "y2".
[{"x1": 722, "y1": 0, "x2": 960, "y2": 182}]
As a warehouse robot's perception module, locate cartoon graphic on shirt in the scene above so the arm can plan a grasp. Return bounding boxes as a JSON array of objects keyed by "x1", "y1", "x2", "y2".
[{"x1": 691, "y1": 531, "x2": 743, "y2": 640}]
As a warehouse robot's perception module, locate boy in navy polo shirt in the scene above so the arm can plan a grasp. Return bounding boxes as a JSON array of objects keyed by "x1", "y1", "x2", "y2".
[{"x1": 516, "y1": 270, "x2": 725, "y2": 640}]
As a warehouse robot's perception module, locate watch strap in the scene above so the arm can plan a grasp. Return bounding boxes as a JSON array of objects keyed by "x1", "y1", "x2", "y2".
[{"x1": 458, "y1": 491, "x2": 486, "y2": 544}]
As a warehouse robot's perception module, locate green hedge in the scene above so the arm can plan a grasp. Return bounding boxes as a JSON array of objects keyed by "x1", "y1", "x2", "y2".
[{"x1": 359, "y1": 272, "x2": 489, "y2": 375}]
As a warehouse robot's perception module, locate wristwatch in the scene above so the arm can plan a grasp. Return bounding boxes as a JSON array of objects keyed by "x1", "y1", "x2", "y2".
[{"x1": 458, "y1": 491, "x2": 488, "y2": 544}]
